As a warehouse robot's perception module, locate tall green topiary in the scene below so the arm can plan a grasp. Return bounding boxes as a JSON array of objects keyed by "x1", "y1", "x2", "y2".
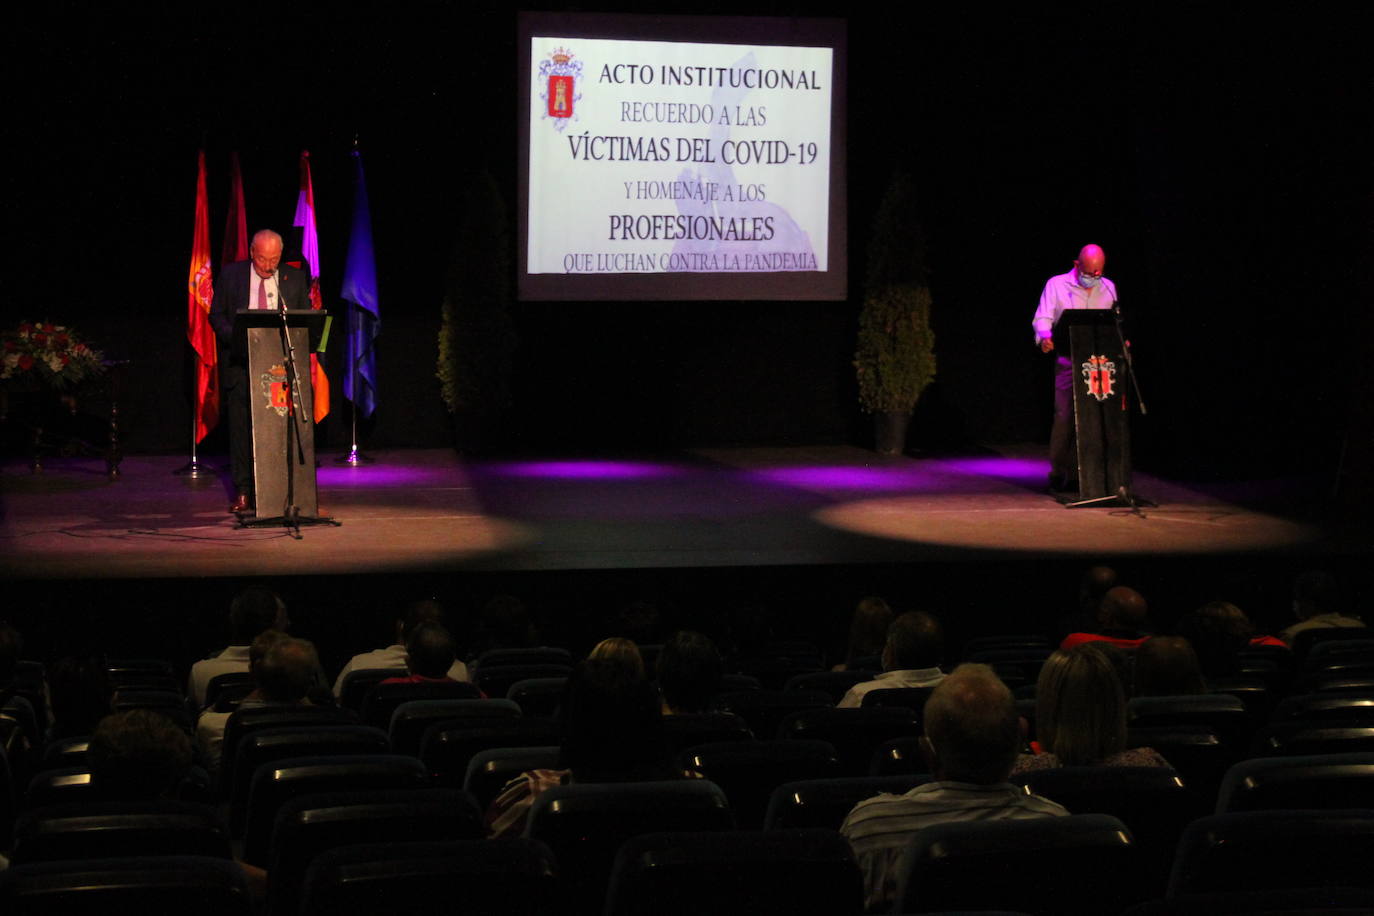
[{"x1": 854, "y1": 170, "x2": 936, "y2": 414}]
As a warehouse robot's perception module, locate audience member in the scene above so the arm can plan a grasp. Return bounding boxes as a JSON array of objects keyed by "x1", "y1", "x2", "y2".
[
  {"x1": 467, "y1": 594, "x2": 539, "y2": 662},
  {"x1": 1060, "y1": 586, "x2": 1151, "y2": 650},
  {"x1": 333, "y1": 599, "x2": 470, "y2": 695},
  {"x1": 188, "y1": 586, "x2": 288, "y2": 708},
  {"x1": 1014, "y1": 643, "x2": 1170, "y2": 774},
  {"x1": 587, "y1": 636, "x2": 645, "y2": 679},
  {"x1": 486, "y1": 658, "x2": 672, "y2": 837},
  {"x1": 657, "y1": 630, "x2": 724, "y2": 715},
  {"x1": 841, "y1": 663, "x2": 1069, "y2": 911},
  {"x1": 1279, "y1": 570, "x2": 1364, "y2": 644},
  {"x1": 838, "y1": 611, "x2": 945, "y2": 708},
  {"x1": 195, "y1": 631, "x2": 315, "y2": 778},
  {"x1": 88, "y1": 708, "x2": 194, "y2": 800},
  {"x1": 1175, "y1": 601, "x2": 1285, "y2": 677},
  {"x1": 1134, "y1": 636, "x2": 1208, "y2": 697},
  {"x1": 832, "y1": 596, "x2": 894, "y2": 671},
  {"x1": 378, "y1": 623, "x2": 463, "y2": 685},
  {"x1": 1054, "y1": 565, "x2": 1119, "y2": 640}
]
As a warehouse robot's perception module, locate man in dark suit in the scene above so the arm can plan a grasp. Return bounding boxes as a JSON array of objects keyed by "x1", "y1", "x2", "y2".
[{"x1": 211, "y1": 229, "x2": 311, "y2": 513}]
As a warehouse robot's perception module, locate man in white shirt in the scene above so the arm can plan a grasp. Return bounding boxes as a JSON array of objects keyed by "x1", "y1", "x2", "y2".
[
  {"x1": 1031, "y1": 244, "x2": 1118, "y2": 491},
  {"x1": 838, "y1": 611, "x2": 945, "y2": 708},
  {"x1": 187, "y1": 586, "x2": 288, "y2": 708},
  {"x1": 841, "y1": 663, "x2": 1068, "y2": 910},
  {"x1": 332, "y1": 599, "x2": 470, "y2": 697}
]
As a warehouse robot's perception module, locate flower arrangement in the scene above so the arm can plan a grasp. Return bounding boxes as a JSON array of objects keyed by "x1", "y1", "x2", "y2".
[{"x1": 2, "y1": 321, "x2": 105, "y2": 390}]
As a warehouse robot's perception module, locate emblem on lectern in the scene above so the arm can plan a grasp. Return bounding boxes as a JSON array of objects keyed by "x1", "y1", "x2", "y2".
[
  {"x1": 259, "y1": 364, "x2": 297, "y2": 417},
  {"x1": 538, "y1": 47, "x2": 582, "y2": 131},
  {"x1": 1081, "y1": 355, "x2": 1117, "y2": 402}
]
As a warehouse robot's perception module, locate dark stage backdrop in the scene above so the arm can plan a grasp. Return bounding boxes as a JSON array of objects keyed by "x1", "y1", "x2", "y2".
[{"x1": 9, "y1": 6, "x2": 1369, "y2": 483}]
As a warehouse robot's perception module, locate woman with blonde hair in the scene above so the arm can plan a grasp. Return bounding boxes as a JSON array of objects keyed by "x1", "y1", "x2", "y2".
[{"x1": 1014, "y1": 643, "x2": 1169, "y2": 774}]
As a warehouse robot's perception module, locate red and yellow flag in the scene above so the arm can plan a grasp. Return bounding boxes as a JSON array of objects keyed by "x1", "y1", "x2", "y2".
[
  {"x1": 187, "y1": 149, "x2": 219, "y2": 442},
  {"x1": 293, "y1": 150, "x2": 330, "y2": 423}
]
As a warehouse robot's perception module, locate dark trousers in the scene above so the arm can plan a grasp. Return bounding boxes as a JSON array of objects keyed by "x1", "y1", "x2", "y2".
[
  {"x1": 223, "y1": 363, "x2": 253, "y2": 495},
  {"x1": 1050, "y1": 356, "x2": 1076, "y2": 482}
]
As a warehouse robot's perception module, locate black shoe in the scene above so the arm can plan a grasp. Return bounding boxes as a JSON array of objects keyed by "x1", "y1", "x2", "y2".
[{"x1": 229, "y1": 490, "x2": 254, "y2": 514}]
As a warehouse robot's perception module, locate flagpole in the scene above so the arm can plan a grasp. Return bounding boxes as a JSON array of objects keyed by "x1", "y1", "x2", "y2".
[
  {"x1": 335, "y1": 393, "x2": 373, "y2": 465},
  {"x1": 336, "y1": 139, "x2": 377, "y2": 467},
  {"x1": 174, "y1": 365, "x2": 214, "y2": 477},
  {"x1": 177, "y1": 147, "x2": 218, "y2": 479}
]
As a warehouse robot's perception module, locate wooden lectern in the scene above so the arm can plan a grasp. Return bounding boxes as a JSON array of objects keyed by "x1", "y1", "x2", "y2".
[
  {"x1": 1057, "y1": 309, "x2": 1133, "y2": 504},
  {"x1": 235, "y1": 309, "x2": 327, "y2": 522}
]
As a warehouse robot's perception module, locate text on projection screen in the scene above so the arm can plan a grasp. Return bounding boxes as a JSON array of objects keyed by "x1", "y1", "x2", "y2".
[{"x1": 529, "y1": 37, "x2": 833, "y2": 277}]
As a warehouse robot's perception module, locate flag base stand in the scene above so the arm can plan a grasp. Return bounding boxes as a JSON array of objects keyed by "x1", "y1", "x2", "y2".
[
  {"x1": 334, "y1": 446, "x2": 375, "y2": 465},
  {"x1": 173, "y1": 458, "x2": 216, "y2": 479}
]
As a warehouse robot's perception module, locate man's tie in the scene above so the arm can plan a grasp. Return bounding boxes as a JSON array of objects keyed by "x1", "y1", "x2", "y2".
[{"x1": 257, "y1": 275, "x2": 268, "y2": 310}]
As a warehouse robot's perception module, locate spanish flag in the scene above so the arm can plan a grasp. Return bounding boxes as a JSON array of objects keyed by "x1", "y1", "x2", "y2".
[{"x1": 187, "y1": 150, "x2": 219, "y2": 442}]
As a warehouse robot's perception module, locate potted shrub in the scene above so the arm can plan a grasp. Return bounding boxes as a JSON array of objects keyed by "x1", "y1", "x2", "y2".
[{"x1": 854, "y1": 170, "x2": 936, "y2": 455}]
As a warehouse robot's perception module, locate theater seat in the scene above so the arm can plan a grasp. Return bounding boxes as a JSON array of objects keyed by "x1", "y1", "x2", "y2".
[
  {"x1": 9, "y1": 799, "x2": 231, "y2": 864},
  {"x1": 267, "y1": 788, "x2": 483, "y2": 916},
  {"x1": 463, "y1": 745, "x2": 561, "y2": 812},
  {"x1": 227, "y1": 725, "x2": 390, "y2": 835},
  {"x1": 337, "y1": 667, "x2": 407, "y2": 711},
  {"x1": 359, "y1": 679, "x2": 481, "y2": 731},
  {"x1": 388, "y1": 697, "x2": 520, "y2": 757},
  {"x1": 660, "y1": 712, "x2": 753, "y2": 756},
  {"x1": 505, "y1": 677, "x2": 568, "y2": 718},
  {"x1": 420, "y1": 719, "x2": 565, "y2": 788},
  {"x1": 777, "y1": 706, "x2": 920, "y2": 775},
  {"x1": 859, "y1": 686, "x2": 936, "y2": 715},
  {"x1": 869, "y1": 736, "x2": 929, "y2": 777},
  {"x1": 1215, "y1": 752, "x2": 1374, "y2": 813},
  {"x1": 763, "y1": 775, "x2": 931, "y2": 830},
  {"x1": 0, "y1": 855, "x2": 251, "y2": 915},
  {"x1": 1168, "y1": 810, "x2": 1374, "y2": 897},
  {"x1": 239, "y1": 753, "x2": 431, "y2": 867},
  {"x1": 714, "y1": 689, "x2": 832, "y2": 739},
  {"x1": 1017, "y1": 766, "x2": 1196, "y2": 896},
  {"x1": 893, "y1": 813, "x2": 1143, "y2": 915},
  {"x1": 526, "y1": 779, "x2": 735, "y2": 914},
  {"x1": 474, "y1": 647, "x2": 574, "y2": 670},
  {"x1": 219, "y1": 705, "x2": 359, "y2": 792},
  {"x1": 299, "y1": 838, "x2": 557, "y2": 916},
  {"x1": 782, "y1": 670, "x2": 872, "y2": 704},
  {"x1": 604, "y1": 829, "x2": 864, "y2": 916},
  {"x1": 680, "y1": 739, "x2": 838, "y2": 829},
  {"x1": 474, "y1": 664, "x2": 574, "y2": 700}
]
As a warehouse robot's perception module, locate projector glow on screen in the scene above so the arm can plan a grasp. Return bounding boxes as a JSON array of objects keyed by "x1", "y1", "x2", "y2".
[{"x1": 518, "y1": 14, "x2": 847, "y2": 301}]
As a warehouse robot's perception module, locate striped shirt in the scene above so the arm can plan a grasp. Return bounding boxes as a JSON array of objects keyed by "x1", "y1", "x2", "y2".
[{"x1": 841, "y1": 780, "x2": 1069, "y2": 911}]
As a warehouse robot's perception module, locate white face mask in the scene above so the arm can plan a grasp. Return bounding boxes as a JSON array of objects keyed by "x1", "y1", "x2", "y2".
[{"x1": 1078, "y1": 270, "x2": 1100, "y2": 289}]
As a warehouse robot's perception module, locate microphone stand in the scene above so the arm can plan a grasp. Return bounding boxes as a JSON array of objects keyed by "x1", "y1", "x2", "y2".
[{"x1": 237, "y1": 272, "x2": 340, "y2": 537}]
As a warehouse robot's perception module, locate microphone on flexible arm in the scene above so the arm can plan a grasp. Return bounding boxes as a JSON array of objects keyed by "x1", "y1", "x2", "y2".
[{"x1": 273, "y1": 269, "x2": 286, "y2": 314}]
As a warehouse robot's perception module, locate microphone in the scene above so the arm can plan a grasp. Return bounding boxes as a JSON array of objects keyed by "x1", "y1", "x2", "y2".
[{"x1": 273, "y1": 269, "x2": 285, "y2": 313}]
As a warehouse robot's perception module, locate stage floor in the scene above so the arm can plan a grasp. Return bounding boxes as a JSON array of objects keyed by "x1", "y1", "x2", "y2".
[{"x1": 0, "y1": 445, "x2": 1357, "y2": 581}]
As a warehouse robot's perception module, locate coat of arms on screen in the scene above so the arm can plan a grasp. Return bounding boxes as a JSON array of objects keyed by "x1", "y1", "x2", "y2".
[
  {"x1": 538, "y1": 47, "x2": 583, "y2": 132},
  {"x1": 1081, "y1": 355, "x2": 1117, "y2": 402},
  {"x1": 260, "y1": 364, "x2": 297, "y2": 417}
]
